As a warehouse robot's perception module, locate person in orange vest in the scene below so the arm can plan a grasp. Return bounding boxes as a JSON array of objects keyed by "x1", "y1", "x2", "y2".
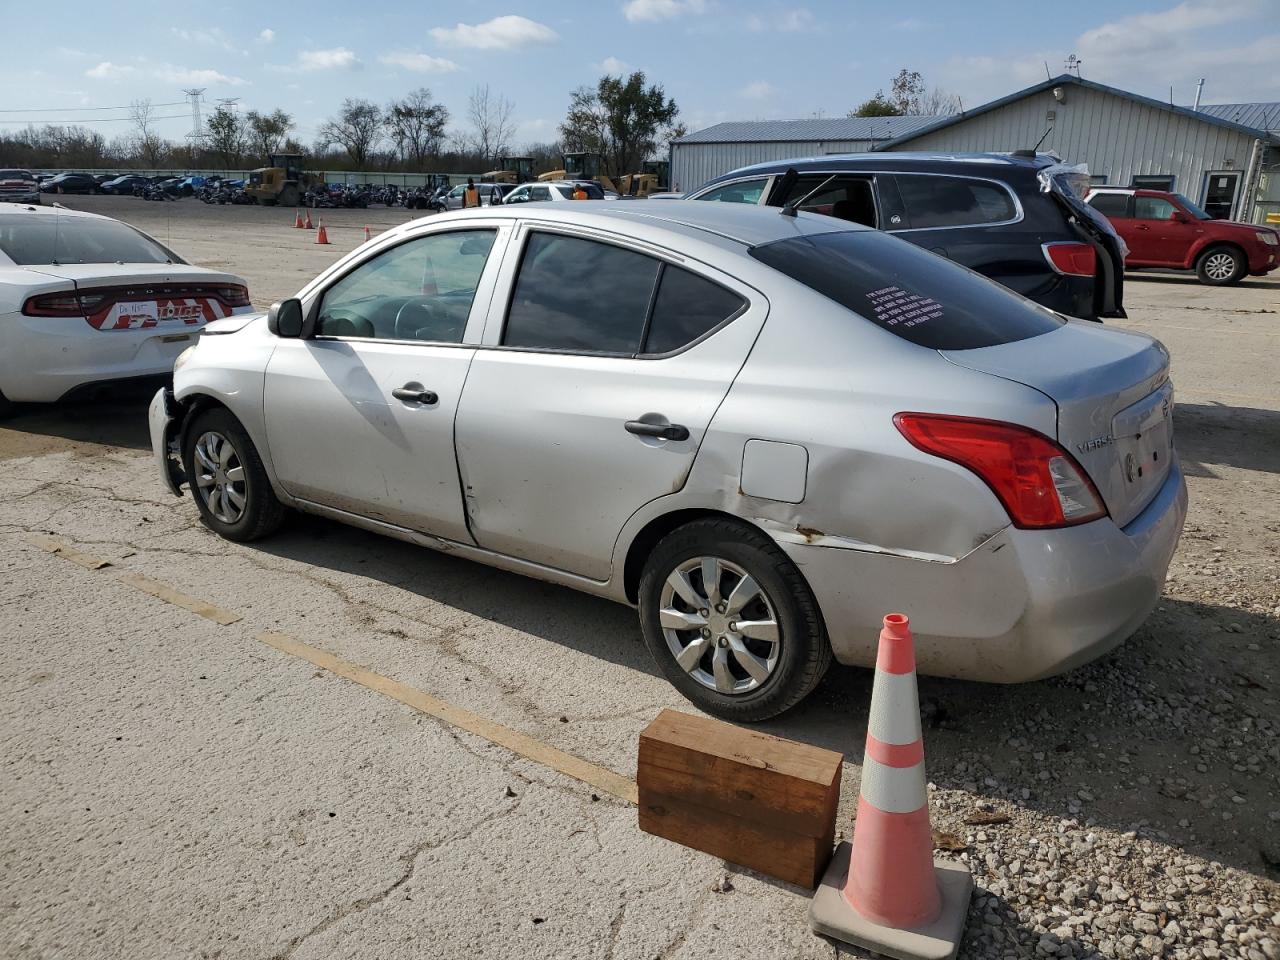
[
  {"x1": 572, "y1": 183, "x2": 589, "y2": 200},
  {"x1": 463, "y1": 178, "x2": 479, "y2": 209}
]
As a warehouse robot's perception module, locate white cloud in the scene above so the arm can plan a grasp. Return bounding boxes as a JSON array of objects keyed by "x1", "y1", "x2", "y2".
[
  {"x1": 740, "y1": 81, "x2": 774, "y2": 100},
  {"x1": 622, "y1": 0, "x2": 707, "y2": 23},
  {"x1": 85, "y1": 61, "x2": 137, "y2": 80},
  {"x1": 296, "y1": 47, "x2": 360, "y2": 71},
  {"x1": 891, "y1": 17, "x2": 928, "y2": 31},
  {"x1": 379, "y1": 51, "x2": 460, "y2": 73},
  {"x1": 429, "y1": 15, "x2": 558, "y2": 50},
  {"x1": 1078, "y1": 0, "x2": 1254, "y2": 57},
  {"x1": 258, "y1": 28, "x2": 275, "y2": 43},
  {"x1": 596, "y1": 55, "x2": 632, "y2": 74},
  {"x1": 153, "y1": 65, "x2": 249, "y2": 86},
  {"x1": 746, "y1": 7, "x2": 814, "y2": 31}
]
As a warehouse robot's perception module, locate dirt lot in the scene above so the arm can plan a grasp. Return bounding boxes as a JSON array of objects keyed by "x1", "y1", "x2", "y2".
[{"x1": 2, "y1": 196, "x2": 1278, "y2": 960}]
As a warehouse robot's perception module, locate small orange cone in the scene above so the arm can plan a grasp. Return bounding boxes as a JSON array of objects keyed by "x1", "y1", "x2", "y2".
[
  {"x1": 294, "y1": 209, "x2": 304, "y2": 229},
  {"x1": 315, "y1": 219, "x2": 330, "y2": 245},
  {"x1": 810, "y1": 614, "x2": 972, "y2": 960},
  {"x1": 363, "y1": 225, "x2": 371, "y2": 242},
  {"x1": 303, "y1": 209, "x2": 313, "y2": 230}
]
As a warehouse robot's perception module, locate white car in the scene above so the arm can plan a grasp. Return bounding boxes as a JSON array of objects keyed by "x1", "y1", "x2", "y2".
[
  {"x1": 500, "y1": 181, "x2": 606, "y2": 204},
  {"x1": 0, "y1": 204, "x2": 254, "y2": 415}
]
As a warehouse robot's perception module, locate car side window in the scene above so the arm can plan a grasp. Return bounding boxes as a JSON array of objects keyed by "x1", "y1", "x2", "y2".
[
  {"x1": 503, "y1": 233, "x2": 660, "y2": 353},
  {"x1": 695, "y1": 178, "x2": 768, "y2": 204},
  {"x1": 531, "y1": 185, "x2": 551, "y2": 201},
  {"x1": 316, "y1": 230, "x2": 497, "y2": 342},
  {"x1": 1133, "y1": 196, "x2": 1177, "y2": 221},
  {"x1": 642, "y1": 266, "x2": 745, "y2": 355},
  {"x1": 776, "y1": 175, "x2": 878, "y2": 227},
  {"x1": 894, "y1": 175, "x2": 1017, "y2": 228},
  {"x1": 1088, "y1": 193, "x2": 1130, "y2": 218}
]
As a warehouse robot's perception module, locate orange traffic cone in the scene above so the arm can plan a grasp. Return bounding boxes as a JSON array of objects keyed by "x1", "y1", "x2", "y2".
[
  {"x1": 303, "y1": 209, "x2": 313, "y2": 230},
  {"x1": 294, "y1": 209, "x2": 304, "y2": 229},
  {"x1": 315, "y1": 219, "x2": 330, "y2": 245},
  {"x1": 363, "y1": 225, "x2": 371, "y2": 242},
  {"x1": 810, "y1": 614, "x2": 972, "y2": 960}
]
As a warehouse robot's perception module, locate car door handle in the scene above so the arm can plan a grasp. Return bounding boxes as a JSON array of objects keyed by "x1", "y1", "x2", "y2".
[
  {"x1": 625, "y1": 420, "x2": 689, "y2": 441},
  {"x1": 392, "y1": 384, "x2": 438, "y2": 405},
  {"x1": 1135, "y1": 224, "x2": 1150, "y2": 230}
]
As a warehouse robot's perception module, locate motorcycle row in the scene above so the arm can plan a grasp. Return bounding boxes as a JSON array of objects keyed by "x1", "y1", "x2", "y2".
[{"x1": 132, "y1": 175, "x2": 450, "y2": 211}]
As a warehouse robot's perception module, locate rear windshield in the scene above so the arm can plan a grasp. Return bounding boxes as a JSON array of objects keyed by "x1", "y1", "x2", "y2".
[
  {"x1": 0, "y1": 214, "x2": 177, "y2": 265},
  {"x1": 749, "y1": 229, "x2": 1063, "y2": 350}
]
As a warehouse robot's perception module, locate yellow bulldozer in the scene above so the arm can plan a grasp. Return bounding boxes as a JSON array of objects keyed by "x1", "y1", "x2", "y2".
[
  {"x1": 537, "y1": 152, "x2": 620, "y2": 193},
  {"x1": 245, "y1": 154, "x2": 319, "y2": 207},
  {"x1": 480, "y1": 156, "x2": 536, "y2": 184}
]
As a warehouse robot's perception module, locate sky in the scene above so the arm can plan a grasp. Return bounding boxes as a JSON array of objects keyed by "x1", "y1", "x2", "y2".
[{"x1": 2, "y1": 0, "x2": 1277, "y2": 150}]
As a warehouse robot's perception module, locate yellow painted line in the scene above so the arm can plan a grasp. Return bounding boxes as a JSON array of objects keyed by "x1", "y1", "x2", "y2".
[
  {"x1": 116, "y1": 571, "x2": 242, "y2": 626},
  {"x1": 26, "y1": 534, "x2": 112, "y2": 570},
  {"x1": 257, "y1": 630, "x2": 639, "y2": 805}
]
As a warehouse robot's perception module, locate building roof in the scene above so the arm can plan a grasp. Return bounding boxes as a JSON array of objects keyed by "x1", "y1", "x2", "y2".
[
  {"x1": 1196, "y1": 102, "x2": 1280, "y2": 133},
  {"x1": 674, "y1": 115, "x2": 939, "y2": 145},
  {"x1": 875, "y1": 75, "x2": 1280, "y2": 150}
]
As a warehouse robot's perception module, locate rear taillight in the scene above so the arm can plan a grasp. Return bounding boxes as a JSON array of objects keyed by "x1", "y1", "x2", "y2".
[
  {"x1": 893, "y1": 413, "x2": 1107, "y2": 529},
  {"x1": 1042, "y1": 241, "x2": 1097, "y2": 277},
  {"x1": 215, "y1": 285, "x2": 251, "y2": 307},
  {"x1": 22, "y1": 293, "x2": 84, "y2": 317}
]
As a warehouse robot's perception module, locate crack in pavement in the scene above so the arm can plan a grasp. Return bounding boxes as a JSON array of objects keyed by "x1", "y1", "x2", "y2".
[{"x1": 267, "y1": 794, "x2": 527, "y2": 960}]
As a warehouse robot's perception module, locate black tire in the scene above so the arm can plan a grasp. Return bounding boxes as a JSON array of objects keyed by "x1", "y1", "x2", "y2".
[
  {"x1": 637, "y1": 517, "x2": 831, "y2": 722},
  {"x1": 0, "y1": 389, "x2": 14, "y2": 419},
  {"x1": 1195, "y1": 244, "x2": 1246, "y2": 286},
  {"x1": 181, "y1": 407, "x2": 285, "y2": 542}
]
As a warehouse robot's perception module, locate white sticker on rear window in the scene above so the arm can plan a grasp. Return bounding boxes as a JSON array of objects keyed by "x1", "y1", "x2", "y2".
[{"x1": 866, "y1": 285, "x2": 944, "y2": 330}]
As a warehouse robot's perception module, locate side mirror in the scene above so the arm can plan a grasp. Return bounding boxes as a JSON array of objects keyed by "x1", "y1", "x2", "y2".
[{"x1": 268, "y1": 298, "x2": 304, "y2": 338}]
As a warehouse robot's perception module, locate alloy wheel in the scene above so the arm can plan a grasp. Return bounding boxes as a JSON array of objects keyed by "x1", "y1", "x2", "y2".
[
  {"x1": 1204, "y1": 252, "x2": 1236, "y2": 281},
  {"x1": 658, "y1": 556, "x2": 781, "y2": 695},
  {"x1": 193, "y1": 431, "x2": 247, "y2": 524}
]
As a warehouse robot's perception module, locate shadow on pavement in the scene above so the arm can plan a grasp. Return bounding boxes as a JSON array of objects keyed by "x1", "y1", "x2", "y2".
[
  {"x1": 1128, "y1": 272, "x2": 1280, "y2": 291},
  {"x1": 250, "y1": 510, "x2": 1279, "y2": 881},
  {"x1": 1175, "y1": 402, "x2": 1280, "y2": 476},
  {"x1": 0, "y1": 398, "x2": 152, "y2": 457}
]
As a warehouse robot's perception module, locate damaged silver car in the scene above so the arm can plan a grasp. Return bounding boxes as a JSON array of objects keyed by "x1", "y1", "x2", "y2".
[{"x1": 150, "y1": 201, "x2": 1186, "y2": 720}]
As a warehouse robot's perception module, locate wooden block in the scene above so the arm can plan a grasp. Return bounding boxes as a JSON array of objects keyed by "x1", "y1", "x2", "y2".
[{"x1": 637, "y1": 709, "x2": 843, "y2": 888}]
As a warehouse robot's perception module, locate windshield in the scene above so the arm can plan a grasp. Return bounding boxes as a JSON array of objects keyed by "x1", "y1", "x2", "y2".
[
  {"x1": 750, "y1": 229, "x2": 1063, "y2": 350},
  {"x1": 1174, "y1": 194, "x2": 1213, "y2": 220},
  {"x1": 0, "y1": 214, "x2": 178, "y2": 265}
]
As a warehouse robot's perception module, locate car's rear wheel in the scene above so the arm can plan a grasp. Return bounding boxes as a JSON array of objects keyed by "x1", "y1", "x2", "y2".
[
  {"x1": 0, "y1": 389, "x2": 13, "y2": 419},
  {"x1": 638, "y1": 517, "x2": 831, "y2": 722},
  {"x1": 181, "y1": 407, "x2": 284, "y2": 542},
  {"x1": 1196, "y1": 245, "x2": 1245, "y2": 285}
]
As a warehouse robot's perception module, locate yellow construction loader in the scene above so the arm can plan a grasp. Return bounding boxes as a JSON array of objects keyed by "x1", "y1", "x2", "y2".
[
  {"x1": 245, "y1": 154, "x2": 318, "y2": 206},
  {"x1": 480, "y1": 156, "x2": 536, "y2": 184}
]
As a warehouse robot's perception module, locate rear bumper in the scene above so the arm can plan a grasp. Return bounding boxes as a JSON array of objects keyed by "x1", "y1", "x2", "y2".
[
  {"x1": 780, "y1": 459, "x2": 1188, "y2": 682},
  {"x1": 0, "y1": 312, "x2": 201, "y2": 403}
]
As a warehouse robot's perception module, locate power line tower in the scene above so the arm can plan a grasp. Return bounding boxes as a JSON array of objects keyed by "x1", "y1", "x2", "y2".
[{"x1": 183, "y1": 88, "x2": 207, "y2": 145}]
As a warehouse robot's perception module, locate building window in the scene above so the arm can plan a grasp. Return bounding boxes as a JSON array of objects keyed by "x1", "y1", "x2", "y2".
[
  {"x1": 1131, "y1": 175, "x2": 1175, "y2": 191},
  {"x1": 1089, "y1": 174, "x2": 1108, "y2": 186}
]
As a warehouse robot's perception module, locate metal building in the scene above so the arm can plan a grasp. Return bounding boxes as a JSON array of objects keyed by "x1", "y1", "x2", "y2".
[
  {"x1": 879, "y1": 75, "x2": 1280, "y2": 225},
  {"x1": 669, "y1": 116, "x2": 936, "y2": 195}
]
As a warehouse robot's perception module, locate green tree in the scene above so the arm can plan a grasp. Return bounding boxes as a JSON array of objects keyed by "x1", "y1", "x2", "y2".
[
  {"x1": 204, "y1": 105, "x2": 245, "y2": 168},
  {"x1": 559, "y1": 71, "x2": 679, "y2": 180},
  {"x1": 850, "y1": 92, "x2": 902, "y2": 117},
  {"x1": 245, "y1": 109, "x2": 293, "y2": 163}
]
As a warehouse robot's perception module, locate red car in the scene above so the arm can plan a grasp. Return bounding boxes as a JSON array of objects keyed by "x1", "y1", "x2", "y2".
[{"x1": 1086, "y1": 187, "x2": 1279, "y2": 286}]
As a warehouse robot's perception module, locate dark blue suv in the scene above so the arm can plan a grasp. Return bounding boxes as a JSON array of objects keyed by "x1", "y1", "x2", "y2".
[{"x1": 685, "y1": 152, "x2": 1126, "y2": 321}]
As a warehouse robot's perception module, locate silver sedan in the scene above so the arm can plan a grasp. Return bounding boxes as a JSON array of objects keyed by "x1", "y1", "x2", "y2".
[{"x1": 149, "y1": 201, "x2": 1186, "y2": 720}]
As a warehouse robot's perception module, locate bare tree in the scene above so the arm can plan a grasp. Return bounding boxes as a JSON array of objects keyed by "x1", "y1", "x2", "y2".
[
  {"x1": 467, "y1": 85, "x2": 515, "y2": 167},
  {"x1": 317, "y1": 99, "x2": 383, "y2": 168},
  {"x1": 130, "y1": 99, "x2": 167, "y2": 167},
  {"x1": 385, "y1": 88, "x2": 450, "y2": 171}
]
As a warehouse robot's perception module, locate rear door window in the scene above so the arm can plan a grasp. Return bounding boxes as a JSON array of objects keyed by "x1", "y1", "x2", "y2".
[
  {"x1": 749, "y1": 229, "x2": 1063, "y2": 350},
  {"x1": 894, "y1": 175, "x2": 1017, "y2": 228},
  {"x1": 694, "y1": 178, "x2": 768, "y2": 204},
  {"x1": 1088, "y1": 193, "x2": 1131, "y2": 218},
  {"x1": 643, "y1": 266, "x2": 745, "y2": 355},
  {"x1": 504, "y1": 233, "x2": 660, "y2": 353}
]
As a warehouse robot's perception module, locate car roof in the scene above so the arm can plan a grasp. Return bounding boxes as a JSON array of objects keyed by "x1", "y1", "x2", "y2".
[
  {"x1": 416, "y1": 199, "x2": 865, "y2": 248},
  {"x1": 0, "y1": 202, "x2": 108, "y2": 221},
  {"x1": 705, "y1": 151, "x2": 1054, "y2": 185}
]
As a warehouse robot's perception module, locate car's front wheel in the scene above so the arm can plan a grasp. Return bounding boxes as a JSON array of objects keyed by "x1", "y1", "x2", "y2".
[
  {"x1": 181, "y1": 407, "x2": 285, "y2": 542},
  {"x1": 1196, "y1": 245, "x2": 1245, "y2": 285},
  {"x1": 638, "y1": 517, "x2": 831, "y2": 722}
]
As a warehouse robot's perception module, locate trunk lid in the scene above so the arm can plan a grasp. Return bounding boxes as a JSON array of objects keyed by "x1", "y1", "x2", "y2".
[{"x1": 941, "y1": 321, "x2": 1174, "y2": 528}]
